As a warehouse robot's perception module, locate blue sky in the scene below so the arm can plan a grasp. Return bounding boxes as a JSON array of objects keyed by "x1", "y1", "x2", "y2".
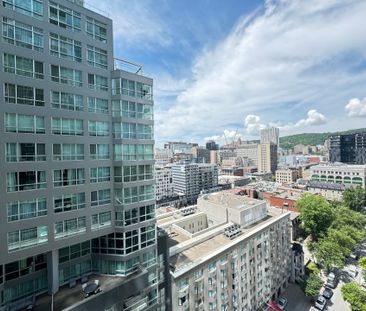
[{"x1": 89, "y1": 0, "x2": 366, "y2": 146}]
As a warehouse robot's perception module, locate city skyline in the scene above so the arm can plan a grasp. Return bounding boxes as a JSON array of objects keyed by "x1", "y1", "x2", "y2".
[{"x1": 88, "y1": 0, "x2": 366, "y2": 145}]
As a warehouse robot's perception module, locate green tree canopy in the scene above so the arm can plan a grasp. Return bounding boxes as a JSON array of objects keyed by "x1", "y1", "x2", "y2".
[
  {"x1": 297, "y1": 193, "x2": 334, "y2": 240},
  {"x1": 331, "y1": 206, "x2": 366, "y2": 231},
  {"x1": 315, "y1": 237, "x2": 345, "y2": 271},
  {"x1": 343, "y1": 186, "x2": 366, "y2": 213},
  {"x1": 341, "y1": 282, "x2": 366, "y2": 311},
  {"x1": 305, "y1": 272, "x2": 323, "y2": 297}
]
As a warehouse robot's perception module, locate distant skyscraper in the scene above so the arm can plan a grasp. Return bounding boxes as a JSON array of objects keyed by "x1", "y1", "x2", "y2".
[
  {"x1": 258, "y1": 143, "x2": 278, "y2": 173},
  {"x1": 261, "y1": 127, "x2": 280, "y2": 146},
  {"x1": 330, "y1": 133, "x2": 366, "y2": 164},
  {"x1": 206, "y1": 140, "x2": 219, "y2": 150}
]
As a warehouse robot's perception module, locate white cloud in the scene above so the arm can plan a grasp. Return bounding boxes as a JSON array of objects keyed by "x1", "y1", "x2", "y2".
[
  {"x1": 244, "y1": 114, "x2": 266, "y2": 135},
  {"x1": 294, "y1": 109, "x2": 327, "y2": 127},
  {"x1": 205, "y1": 129, "x2": 244, "y2": 146},
  {"x1": 345, "y1": 98, "x2": 366, "y2": 117},
  {"x1": 155, "y1": 0, "x2": 366, "y2": 143}
]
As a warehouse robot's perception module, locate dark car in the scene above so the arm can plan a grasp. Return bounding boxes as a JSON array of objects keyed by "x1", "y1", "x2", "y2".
[
  {"x1": 322, "y1": 287, "x2": 333, "y2": 299},
  {"x1": 314, "y1": 295, "x2": 327, "y2": 310}
]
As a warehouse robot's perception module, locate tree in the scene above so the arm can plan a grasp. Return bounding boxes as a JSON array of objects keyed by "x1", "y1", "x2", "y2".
[
  {"x1": 341, "y1": 282, "x2": 366, "y2": 311},
  {"x1": 331, "y1": 206, "x2": 366, "y2": 231},
  {"x1": 315, "y1": 237, "x2": 345, "y2": 271},
  {"x1": 305, "y1": 272, "x2": 323, "y2": 297},
  {"x1": 343, "y1": 186, "x2": 366, "y2": 213},
  {"x1": 297, "y1": 193, "x2": 334, "y2": 240},
  {"x1": 359, "y1": 257, "x2": 366, "y2": 271},
  {"x1": 327, "y1": 228, "x2": 359, "y2": 257}
]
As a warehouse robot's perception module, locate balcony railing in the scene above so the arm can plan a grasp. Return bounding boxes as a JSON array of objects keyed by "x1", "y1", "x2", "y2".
[{"x1": 114, "y1": 58, "x2": 144, "y2": 75}]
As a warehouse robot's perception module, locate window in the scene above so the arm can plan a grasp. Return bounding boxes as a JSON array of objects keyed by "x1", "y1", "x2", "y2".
[
  {"x1": 49, "y1": 33, "x2": 81, "y2": 62},
  {"x1": 87, "y1": 45, "x2": 107, "y2": 69},
  {"x1": 7, "y1": 171, "x2": 46, "y2": 192},
  {"x1": 59, "y1": 241, "x2": 90, "y2": 264},
  {"x1": 53, "y1": 144, "x2": 84, "y2": 161},
  {"x1": 49, "y1": 1, "x2": 81, "y2": 31},
  {"x1": 115, "y1": 185, "x2": 154, "y2": 205},
  {"x1": 86, "y1": 17, "x2": 107, "y2": 42},
  {"x1": 140, "y1": 225, "x2": 155, "y2": 248},
  {"x1": 51, "y1": 65, "x2": 82, "y2": 86},
  {"x1": 53, "y1": 168, "x2": 85, "y2": 187},
  {"x1": 2, "y1": 17, "x2": 43, "y2": 51},
  {"x1": 111, "y1": 78, "x2": 153, "y2": 100},
  {"x1": 3, "y1": 53, "x2": 43, "y2": 79},
  {"x1": 114, "y1": 165, "x2": 153, "y2": 182},
  {"x1": 88, "y1": 121, "x2": 109, "y2": 136},
  {"x1": 88, "y1": 97, "x2": 108, "y2": 114},
  {"x1": 8, "y1": 226, "x2": 48, "y2": 252},
  {"x1": 90, "y1": 167, "x2": 110, "y2": 183},
  {"x1": 91, "y1": 212, "x2": 112, "y2": 230},
  {"x1": 125, "y1": 229, "x2": 139, "y2": 254},
  {"x1": 114, "y1": 144, "x2": 136, "y2": 161},
  {"x1": 138, "y1": 144, "x2": 154, "y2": 160},
  {"x1": 7, "y1": 198, "x2": 47, "y2": 222},
  {"x1": 91, "y1": 189, "x2": 111, "y2": 207},
  {"x1": 52, "y1": 117, "x2": 83, "y2": 136},
  {"x1": 116, "y1": 204, "x2": 154, "y2": 227},
  {"x1": 6, "y1": 143, "x2": 46, "y2": 162},
  {"x1": 88, "y1": 74, "x2": 108, "y2": 91},
  {"x1": 51, "y1": 91, "x2": 83, "y2": 111},
  {"x1": 4, "y1": 255, "x2": 47, "y2": 281},
  {"x1": 112, "y1": 100, "x2": 153, "y2": 120},
  {"x1": 54, "y1": 192, "x2": 85, "y2": 213},
  {"x1": 54, "y1": 217, "x2": 86, "y2": 239},
  {"x1": 4, "y1": 83, "x2": 44, "y2": 106},
  {"x1": 113, "y1": 122, "x2": 153, "y2": 139},
  {"x1": 3, "y1": 0, "x2": 43, "y2": 20},
  {"x1": 90, "y1": 144, "x2": 109, "y2": 160}
]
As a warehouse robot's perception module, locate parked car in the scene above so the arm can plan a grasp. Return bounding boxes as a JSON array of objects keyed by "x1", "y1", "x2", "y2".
[
  {"x1": 349, "y1": 251, "x2": 360, "y2": 260},
  {"x1": 314, "y1": 295, "x2": 327, "y2": 310},
  {"x1": 347, "y1": 267, "x2": 358, "y2": 278},
  {"x1": 322, "y1": 287, "x2": 333, "y2": 299},
  {"x1": 326, "y1": 272, "x2": 338, "y2": 288},
  {"x1": 277, "y1": 296, "x2": 288, "y2": 310}
]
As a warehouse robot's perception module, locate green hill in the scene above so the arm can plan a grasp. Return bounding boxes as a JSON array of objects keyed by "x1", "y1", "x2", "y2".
[{"x1": 279, "y1": 128, "x2": 366, "y2": 150}]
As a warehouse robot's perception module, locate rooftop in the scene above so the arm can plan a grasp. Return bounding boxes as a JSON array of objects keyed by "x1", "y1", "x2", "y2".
[{"x1": 201, "y1": 191, "x2": 263, "y2": 210}]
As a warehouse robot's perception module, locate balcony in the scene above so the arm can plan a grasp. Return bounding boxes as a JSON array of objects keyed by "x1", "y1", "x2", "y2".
[{"x1": 114, "y1": 58, "x2": 144, "y2": 75}]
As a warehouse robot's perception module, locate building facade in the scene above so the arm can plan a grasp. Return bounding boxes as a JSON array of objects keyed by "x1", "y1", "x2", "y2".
[
  {"x1": 310, "y1": 164, "x2": 366, "y2": 188},
  {"x1": 235, "y1": 144, "x2": 258, "y2": 166},
  {"x1": 258, "y1": 143, "x2": 278, "y2": 173},
  {"x1": 260, "y1": 127, "x2": 279, "y2": 147},
  {"x1": 0, "y1": 1, "x2": 163, "y2": 310},
  {"x1": 329, "y1": 133, "x2": 366, "y2": 164},
  {"x1": 275, "y1": 169, "x2": 299, "y2": 184},
  {"x1": 155, "y1": 165, "x2": 174, "y2": 201}
]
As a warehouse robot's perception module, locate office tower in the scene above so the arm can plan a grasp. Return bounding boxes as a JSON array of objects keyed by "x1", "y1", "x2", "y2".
[
  {"x1": 206, "y1": 140, "x2": 219, "y2": 151},
  {"x1": 260, "y1": 127, "x2": 279, "y2": 146},
  {"x1": 155, "y1": 165, "x2": 174, "y2": 201},
  {"x1": 329, "y1": 133, "x2": 366, "y2": 164},
  {"x1": 158, "y1": 192, "x2": 292, "y2": 311},
  {"x1": 191, "y1": 146, "x2": 210, "y2": 163},
  {"x1": 171, "y1": 163, "x2": 218, "y2": 203},
  {"x1": 258, "y1": 143, "x2": 278, "y2": 173},
  {"x1": 0, "y1": 1, "x2": 163, "y2": 310},
  {"x1": 235, "y1": 143, "x2": 258, "y2": 166}
]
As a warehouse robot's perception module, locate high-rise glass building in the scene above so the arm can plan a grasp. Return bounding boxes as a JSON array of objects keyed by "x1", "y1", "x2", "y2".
[{"x1": 0, "y1": 1, "x2": 164, "y2": 310}]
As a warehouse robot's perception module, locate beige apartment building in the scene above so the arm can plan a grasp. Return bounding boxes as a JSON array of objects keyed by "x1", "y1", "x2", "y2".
[
  {"x1": 276, "y1": 169, "x2": 299, "y2": 184},
  {"x1": 258, "y1": 143, "x2": 278, "y2": 173}
]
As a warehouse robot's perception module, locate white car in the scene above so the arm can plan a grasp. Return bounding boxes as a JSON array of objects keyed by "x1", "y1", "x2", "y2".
[
  {"x1": 277, "y1": 297, "x2": 288, "y2": 310},
  {"x1": 347, "y1": 267, "x2": 358, "y2": 278}
]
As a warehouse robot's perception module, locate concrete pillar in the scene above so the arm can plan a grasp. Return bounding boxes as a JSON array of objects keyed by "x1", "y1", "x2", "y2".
[{"x1": 47, "y1": 250, "x2": 59, "y2": 295}]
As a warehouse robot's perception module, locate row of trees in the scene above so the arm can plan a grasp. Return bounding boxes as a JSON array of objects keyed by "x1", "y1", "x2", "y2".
[{"x1": 297, "y1": 192, "x2": 366, "y2": 271}]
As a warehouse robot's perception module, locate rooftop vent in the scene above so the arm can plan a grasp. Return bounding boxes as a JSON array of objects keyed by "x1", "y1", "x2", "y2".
[
  {"x1": 180, "y1": 207, "x2": 196, "y2": 216},
  {"x1": 224, "y1": 224, "x2": 241, "y2": 240}
]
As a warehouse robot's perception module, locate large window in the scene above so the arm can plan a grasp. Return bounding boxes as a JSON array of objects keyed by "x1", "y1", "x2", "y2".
[
  {"x1": 114, "y1": 165, "x2": 153, "y2": 182},
  {"x1": 86, "y1": 17, "x2": 107, "y2": 43},
  {"x1": 3, "y1": 53, "x2": 43, "y2": 79},
  {"x1": 4, "y1": 255, "x2": 47, "y2": 282},
  {"x1": 5, "y1": 113, "x2": 45, "y2": 134},
  {"x1": 90, "y1": 144, "x2": 109, "y2": 160},
  {"x1": 53, "y1": 168, "x2": 85, "y2": 187},
  {"x1": 54, "y1": 192, "x2": 85, "y2": 213},
  {"x1": 112, "y1": 100, "x2": 153, "y2": 120},
  {"x1": 91, "y1": 212, "x2": 111, "y2": 230},
  {"x1": 91, "y1": 189, "x2": 111, "y2": 207},
  {"x1": 59, "y1": 241, "x2": 90, "y2": 264},
  {"x1": 7, "y1": 171, "x2": 46, "y2": 192},
  {"x1": 116, "y1": 204, "x2": 154, "y2": 227},
  {"x1": 53, "y1": 144, "x2": 84, "y2": 161},
  {"x1": 90, "y1": 167, "x2": 110, "y2": 183},
  {"x1": 52, "y1": 117, "x2": 83, "y2": 136},
  {"x1": 8, "y1": 226, "x2": 48, "y2": 252},
  {"x1": 88, "y1": 121, "x2": 109, "y2": 136},
  {"x1": 113, "y1": 122, "x2": 153, "y2": 139},
  {"x1": 3, "y1": 0, "x2": 43, "y2": 20},
  {"x1": 49, "y1": 1, "x2": 81, "y2": 31},
  {"x1": 113, "y1": 144, "x2": 153, "y2": 161},
  {"x1": 88, "y1": 74, "x2": 108, "y2": 91},
  {"x1": 112, "y1": 78, "x2": 153, "y2": 100},
  {"x1": 87, "y1": 45, "x2": 107, "y2": 69},
  {"x1": 50, "y1": 33, "x2": 81, "y2": 62},
  {"x1": 4, "y1": 83, "x2": 44, "y2": 106},
  {"x1": 88, "y1": 97, "x2": 108, "y2": 114},
  {"x1": 54, "y1": 217, "x2": 86, "y2": 239},
  {"x1": 6, "y1": 143, "x2": 46, "y2": 162},
  {"x1": 7, "y1": 198, "x2": 47, "y2": 222},
  {"x1": 114, "y1": 185, "x2": 154, "y2": 205},
  {"x1": 2, "y1": 17, "x2": 43, "y2": 52},
  {"x1": 140, "y1": 225, "x2": 155, "y2": 249},
  {"x1": 51, "y1": 91, "x2": 83, "y2": 111},
  {"x1": 51, "y1": 65, "x2": 82, "y2": 86}
]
